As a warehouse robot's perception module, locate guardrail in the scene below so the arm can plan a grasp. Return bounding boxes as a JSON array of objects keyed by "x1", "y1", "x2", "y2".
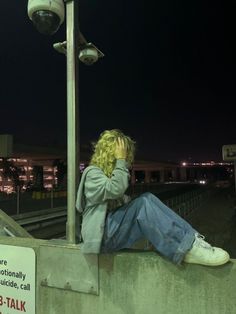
[
  {"x1": 32, "y1": 190, "x2": 67, "y2": 199},
  {"x1": 11, "y1": 207, "x2": 67, "y2": 238},
  {"x1": 164, "y1": 187, "x2": 214, "y2": 218},
  {"x1": 4, "y1": 185, "x2": 215, "y2": 240},
  {"x1": 130, "y1": 183, "x2": 215, "y2": 219}
]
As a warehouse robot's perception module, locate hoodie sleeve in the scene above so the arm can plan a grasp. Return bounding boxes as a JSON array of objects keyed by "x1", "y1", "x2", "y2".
[{"x1": 84, "y1": 159, "x2": 130, "y2": 204}]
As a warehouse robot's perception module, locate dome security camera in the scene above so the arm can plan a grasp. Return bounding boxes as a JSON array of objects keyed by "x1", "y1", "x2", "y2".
[
  {"x1": 28, "y1": 0, "x2": 65, "y2": 35},
  {"x1": 79, "y1": 47, "x2": 99, "y2": 65}
]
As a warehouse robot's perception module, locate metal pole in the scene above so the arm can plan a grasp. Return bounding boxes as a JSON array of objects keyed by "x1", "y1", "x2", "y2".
[
  {"x1": 50, "y1": 188, "x2": 54, "y2": 209},
  {"x1": 16, "y1": 186, "x2": 20, "y2": 215},
  {"x1": 65, "y1": 0, "x2": 79, "y2": 243},
  {"x1": 234, "y1": 161, "x2": 236, "y2": 193}
]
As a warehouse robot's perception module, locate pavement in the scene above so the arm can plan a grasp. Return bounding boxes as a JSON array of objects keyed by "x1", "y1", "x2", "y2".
[{"x1": 185, "y1": 186, "x2": 236, "y2": 257}]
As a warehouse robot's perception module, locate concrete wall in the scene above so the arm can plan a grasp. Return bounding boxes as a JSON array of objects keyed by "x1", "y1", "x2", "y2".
[
  {"x1": 0, "y1": 237, "x2": 235, "y2": 314},
  {"x1": 40, "y1": 252, "x2": 236, "y2": 314}
]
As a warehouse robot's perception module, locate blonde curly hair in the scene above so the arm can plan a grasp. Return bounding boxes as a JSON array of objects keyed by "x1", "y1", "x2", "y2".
[{"x1": 90, "y1": 129, "x2": 136, "y2": 177}]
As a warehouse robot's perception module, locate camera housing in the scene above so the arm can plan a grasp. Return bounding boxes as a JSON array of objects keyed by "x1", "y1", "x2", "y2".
[
  {"x1": 79, "y1": 48, "x2": 99, "y2": 65},
  {"x1": 28, "y1": 0, "x2": 65, "y2": 35},
  {"x1": 53, "y1": 40, "x2": 105, "y2": 65}
]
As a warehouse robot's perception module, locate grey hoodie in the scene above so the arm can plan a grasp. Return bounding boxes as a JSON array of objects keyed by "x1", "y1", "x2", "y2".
[{"x1": 76, "y1": 159, "x2": 130, "y2": 253}]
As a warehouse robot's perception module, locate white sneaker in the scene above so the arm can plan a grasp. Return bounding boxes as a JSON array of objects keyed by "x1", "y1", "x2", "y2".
[{"x1": 184, "y1": 234, "x2": 230, "y2": 266}]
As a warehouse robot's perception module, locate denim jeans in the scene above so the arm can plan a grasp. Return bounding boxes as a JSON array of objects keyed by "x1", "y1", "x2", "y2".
[{"x1": 101, "y1": 192, "x2": 197, "y2": 264}]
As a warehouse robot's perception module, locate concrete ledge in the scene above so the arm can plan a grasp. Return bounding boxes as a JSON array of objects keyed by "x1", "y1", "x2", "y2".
[
  {"x1": 0, "y1": 237, "x2": 235, "y2": 314},
  {"x1": 105, "y1": 252, "x2": 236, "y2": 314},
  {"x1": 40, "y1": 251, "x2": 236, "y2": 314}
]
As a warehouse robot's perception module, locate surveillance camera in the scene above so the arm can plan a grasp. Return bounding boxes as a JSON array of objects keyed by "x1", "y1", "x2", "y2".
[
  {"x1": 79, "y1": 47, "x2": 99, "y2": 65},
  {"x1": 53, "y1": 40, "x2": 105, "y2": 64},
  {"x1": 28, "y1": 0, "x2": 65, "y2": 35}
]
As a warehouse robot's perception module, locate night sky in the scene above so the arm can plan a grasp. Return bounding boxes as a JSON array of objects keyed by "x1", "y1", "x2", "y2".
[{"x1": 0, "y1": 1, "x2": 236, "y2": 162}]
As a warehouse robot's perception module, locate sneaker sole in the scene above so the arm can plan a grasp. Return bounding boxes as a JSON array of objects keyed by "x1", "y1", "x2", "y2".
[{"x1": 184, "y1": 255, "x2": 230, "y2": 266}]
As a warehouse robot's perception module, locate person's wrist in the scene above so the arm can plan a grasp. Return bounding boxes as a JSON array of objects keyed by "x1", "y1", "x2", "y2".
[{"x1": 115, "y1": 155, "x2": 126, "y2": 160}]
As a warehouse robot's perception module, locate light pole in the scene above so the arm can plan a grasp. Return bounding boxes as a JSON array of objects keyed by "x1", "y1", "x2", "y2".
[
  {"x1": 27, "y1": 0, "x2": 104, "y2": 243},
  {"x1": 65, "y1": 0, "x2": 79, "y2": 243}
]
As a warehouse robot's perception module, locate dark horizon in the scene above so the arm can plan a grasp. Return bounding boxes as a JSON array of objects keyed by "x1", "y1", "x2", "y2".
[{"x1": 0, "y1": 137, "x2": 232, "y2": 165}]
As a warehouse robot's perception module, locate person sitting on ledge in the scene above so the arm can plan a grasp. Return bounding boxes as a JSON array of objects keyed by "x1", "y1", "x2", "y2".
[{"x1": 76, "y1": 129, "x2": 230, "y2": 266}]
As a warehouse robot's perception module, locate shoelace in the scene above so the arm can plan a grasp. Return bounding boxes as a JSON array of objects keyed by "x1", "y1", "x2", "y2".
[{"x1": 195, "y1": 234, "x2": 214, "y2": 250}]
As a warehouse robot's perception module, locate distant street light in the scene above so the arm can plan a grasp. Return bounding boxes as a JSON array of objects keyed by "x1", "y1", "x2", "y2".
[{"x1": 27, "y1": 0, "x2": 104, "y2": 243}]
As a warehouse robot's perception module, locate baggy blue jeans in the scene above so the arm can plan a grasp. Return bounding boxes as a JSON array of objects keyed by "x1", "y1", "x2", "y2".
[{"x1": 101, "y1": 192, "x2": 197, "y2": 264}]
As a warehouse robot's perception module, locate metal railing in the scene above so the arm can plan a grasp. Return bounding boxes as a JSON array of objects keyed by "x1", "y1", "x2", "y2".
[
  {"x1": 164, "y1": 188, "x2": 214, "y2": 218},
  {"x1": 0, "y1": 190, "x2": 67, "y2": 216},
  {"x1": 4, "y1": 185, "x2": 215, "y2": 239},
  {"x1": 11, "y1": 206, "x2": 67, "y2": 238}
]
